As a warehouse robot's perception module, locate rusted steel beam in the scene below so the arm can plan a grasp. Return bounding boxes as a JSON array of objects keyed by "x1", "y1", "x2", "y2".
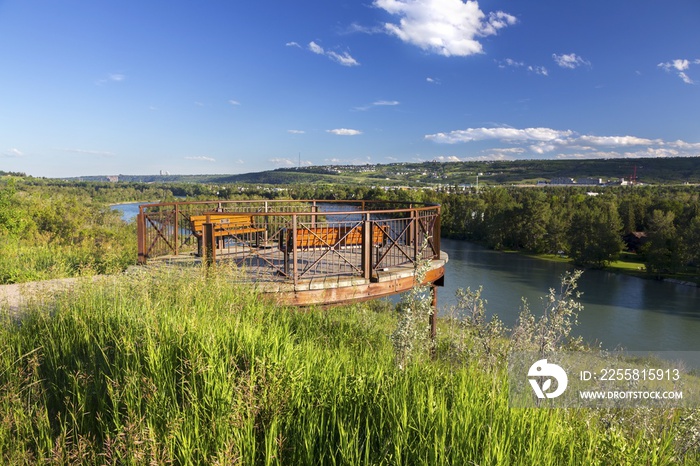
[{"x1": 137, "y1": 212, "x2": 147, "y2": 264}]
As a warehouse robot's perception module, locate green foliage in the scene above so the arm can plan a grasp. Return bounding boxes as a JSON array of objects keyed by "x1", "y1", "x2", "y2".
[
  {"x1": 567, "y1": 197, "x2": 624, "y2": 268},
  {"x1": 391, "y1": 243, "x2": 434, "y2": 369},
  {"x1": 0, "y1": 179, "x2": 29, "y2": 237},
  {"x1": 511, "y1": 270, "x2": 585, "y2": 356},
  {"x1": 0, "y1": 179, "x2": 137, "y2": 283}
]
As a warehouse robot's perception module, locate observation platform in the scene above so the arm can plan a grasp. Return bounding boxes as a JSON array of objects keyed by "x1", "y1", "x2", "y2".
[{"x1": 136, "y1": 200, "x2": 446, "y2": 306}]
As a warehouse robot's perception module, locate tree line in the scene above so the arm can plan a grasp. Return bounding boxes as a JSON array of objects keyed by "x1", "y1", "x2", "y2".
[
  {"x1": 2, "y1": 176, "x2": 698, "y2": 282},
  {"x1": 439, "y1": 186, "x2": 700, "y2": 276}
]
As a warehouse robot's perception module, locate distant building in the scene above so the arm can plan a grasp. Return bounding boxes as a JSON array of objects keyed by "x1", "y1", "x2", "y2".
[
  {"x1": 576, "y1": 177, "x2": 603, "y2": 185},
  {"x1": 107, "y1": 175, "x2": 119, "y2": 183},
  {"x1": 623, "y1": 232, "x2": 648, "y2": 252},
  {"x1": 550, "y1": 177, "x2": 576, "y2": 185}
]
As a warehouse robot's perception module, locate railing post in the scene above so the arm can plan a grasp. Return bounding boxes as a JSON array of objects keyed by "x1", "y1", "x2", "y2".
[
  {"x1": 434, "y1": 208, "x2": 441, "y2": 259},
  {"x1": 411, "y1": 209, "x2": 418, "y2": 260},
  {"x1": 362, "y1": 213, "x2": 371, "y2": 280},
  {"x1": 137, "y1": 212, "x2": 147, "y2": 264},
  {"x1": 203, "y1": 215, "x2": 215, "y2": 267},
  {"x1": 174, "y1": 204, "x2": 179, "y2": 256},
  {"x1": 430, "y1": 284, "x2": 438, "y2": 358},
  {"x1": 292, "y1": 214, "x2": 298, "y2": 285}
]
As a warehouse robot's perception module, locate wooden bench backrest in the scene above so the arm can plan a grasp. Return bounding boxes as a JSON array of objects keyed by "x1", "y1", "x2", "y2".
[
  {"x1": 286, "y1": 225, "x2": 386, "y2": 249},
  {"x1": 190, "y1": 213, "x2": 256, "y2": 236}
]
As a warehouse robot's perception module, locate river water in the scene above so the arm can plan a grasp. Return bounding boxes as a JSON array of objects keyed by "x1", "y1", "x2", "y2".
[
  {"x1": 438, "y1": 238, "x2": 700, "y2": 356},
  {"x1": 113, "y1": 203, "x2": 700, "y2": 356}
]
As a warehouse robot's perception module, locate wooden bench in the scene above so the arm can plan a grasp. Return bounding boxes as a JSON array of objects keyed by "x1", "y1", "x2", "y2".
[
  {"x1": 279, "y1": 224, "x2": 387, "y2": 274},
  {"x1": 190, "y1": 213, "x2": 265, "y2": 256}
]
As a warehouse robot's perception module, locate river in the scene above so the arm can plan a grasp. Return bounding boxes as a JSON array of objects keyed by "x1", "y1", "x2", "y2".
[
  {"x1": 437, "y1": 238, "x2": 700, "y2": 362},
  {"x1": 113, "y1": 203, "x2": 700, "y2": 358}
]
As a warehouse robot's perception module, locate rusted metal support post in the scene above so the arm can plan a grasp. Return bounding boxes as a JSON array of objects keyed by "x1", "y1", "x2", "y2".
[
  {"x1": 430, "y1": 284, "x2": 438, "y2": 358},
  {"x1": 361, "y1": 214, "x2": 372, "y2": 280},
  {"x1": 203, "y1": 220, "x2": 215, "y2": 267},
  {"x1": 137, "y1": 212, "x2": 147, "y2": 264},
  {"x1": 174, "y1": 204, "x2": 179, "y2": 256},
  {"x1": 292, "y1": 214, "x2": 298, "y2": 286},
  {"x1": 433, "y1": 208, "x2": 441, "y2": 259},
  {"x1": 411, "y1": 209, "x2": 418, "y2": 259}
]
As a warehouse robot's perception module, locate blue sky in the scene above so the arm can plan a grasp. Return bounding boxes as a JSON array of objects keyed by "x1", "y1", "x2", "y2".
[{"x1": 1, "y1": 0, "x2": 699, "y2": 177}]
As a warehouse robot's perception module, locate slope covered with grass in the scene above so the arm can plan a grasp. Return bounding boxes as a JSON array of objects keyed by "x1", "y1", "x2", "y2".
[{"x1": 0, "y1": 265, "x2": 696, "y2": 465}]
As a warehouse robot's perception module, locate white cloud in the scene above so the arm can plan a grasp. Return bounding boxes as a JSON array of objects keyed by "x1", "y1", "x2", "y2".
[
  {"x1": 354, "y1": 100, "x2": 400, "y2": 111},
  {"x1": 287, "y1": 129, "x2": 305, "y2": 134},
  {"x1": 307, "y1": 41, "x2": 359, "y2": 66},
  {"x1": 60, "y1": 148, "x2": 115, "y2": 157},
  {"x1": 426, "y1": 77, "x2": 440, "y2": 84},
  {"x1": 228, "y1": 100, "x2": 241, "y2": 106},
  {"x1": 185, "y1": 156, "x2": 216, "y2": 162},
  {"x1": 285, "y1": 41, "x2": 301, "y2": 48},
  {"x1": 269, "y1": 157, "x2": 296, "y2": 166},
  {"x1": 577, "y1": 135, "x2": 659, "y2": 146},
  {"x1": 497, "y1": 58, "x2": 548, "y2": 76},
  {"x1": 96, "y1": 73, "x2": 126, "y2": 85},
  {"x1": 552, "y1": 53, "x2": 590, "y2": 69},
  {"x1": 373, "y1": 100, "x2": 400, "y2": 106},
  {"x1": 425, "y1": 127, "x2": 573, "y2": 144},
  {"x1": 425, "y1": 125, "x2": 700, "y2": 159},
  {"x1": 327, "y1": 50, "x2": 359, "y2": 66},
  {"x1": 327, "y1": 128, "x2": 362, "y2": 136},
  {"x1": 2, "y1": 148, "x2": 24, "y2": 158},
  {"x1": 433, "y1": 155, "x2": 462, "y2": 162},
  {"x1": 658, "y1": 58, "x2": 700, "y2": 84},
  {"x1": 374, "y1": 0, "x2": 516, "y2": 57},
  {"x1": 308, "y1": 41, "x2": 325, "y2": 55}
]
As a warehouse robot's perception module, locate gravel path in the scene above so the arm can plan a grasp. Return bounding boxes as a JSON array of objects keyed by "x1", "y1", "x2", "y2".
[{"x1": 0, "y1": 276, "x2": 101, "y2": 317}]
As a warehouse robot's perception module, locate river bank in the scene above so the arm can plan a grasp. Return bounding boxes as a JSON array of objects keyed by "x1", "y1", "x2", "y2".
[{"x1": 507, "y1": 249, "x2": 700, "y2": 287}]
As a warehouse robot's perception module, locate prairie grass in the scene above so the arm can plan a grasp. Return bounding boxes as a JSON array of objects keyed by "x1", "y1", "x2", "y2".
[{"x1": 0, "y1": 264, "x2": 696, "y2": 464}]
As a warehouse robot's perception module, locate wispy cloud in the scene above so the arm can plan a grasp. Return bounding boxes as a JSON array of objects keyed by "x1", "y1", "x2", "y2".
[
  {"x1": 307, "y1": 41, "x2": 360, "y2": 66},
  {"x1": 425, "y1": 126, "x2": 700, "y2": 159},
  {"x1": 658, "y1": 58, "x2": 700, "y2": 84},
  {"x1": 426, "y1": 77, "x2": 440, "y2": 84},
  {"x1": 185, "y1": 156, "x2": 216, "y2": 162},
  {"x1": 269, "y1": 158, "x2": 294, "y2": 167},
  {"x1": 269, "y1": 157, "x2": 312, "y2": 167},
  {"x1": 426, "y1": 127, "x2": 574, "y2": 144},
  {"x1": 374, "y1": 0, "x2": 516, "y2": 57},
  {"x1": 354, "y1": 100, "x2": 400, "y2": 111},
  {"x1": 96, "y1": 73, "x2": 126, "y2": 85},
  {"x1": 433, "y1": 155, "x2": 462, "y2": 162},
  {"x1": 327, "y1": 128, "x2": 362, "y2": 136},
  {"x1": 2, "y1": 148, "x2": 24, "y2": 158},
  {"x1": 497, "y1": 58, "x2": 548, "y2": 76},
  {"x1": 287, "y1": 129, "x2": 305, "y2": 134},
  {"x1": 285, "y1": 41, "x2": 301, "y2": 48},
  {"x1": 228, "y1": 100, "x2": 241, "y2": 106},
  {"x1": 552, "y1": 53, "x2": 591, "y2": 69},
  {"x1": 59, "y1": 148, "x2": 115, "y2": 157}
]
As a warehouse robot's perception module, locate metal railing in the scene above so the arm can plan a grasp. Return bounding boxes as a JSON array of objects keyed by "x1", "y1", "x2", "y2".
[{"x1": 137, "y1": 200, "x2": 441, "y2": 284}]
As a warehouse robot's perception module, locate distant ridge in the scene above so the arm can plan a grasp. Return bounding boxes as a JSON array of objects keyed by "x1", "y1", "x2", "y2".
[{"x1": 60, "y1": 157, "x2": 700, "y2": 186}]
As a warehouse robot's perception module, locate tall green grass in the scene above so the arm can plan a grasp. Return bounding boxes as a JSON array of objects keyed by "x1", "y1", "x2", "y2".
[{"x1": 0, "y1": 265, "x2": 695, "y2": 464}]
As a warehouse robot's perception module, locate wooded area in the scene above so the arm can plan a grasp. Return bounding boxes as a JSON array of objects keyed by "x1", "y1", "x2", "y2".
[{"x1": 1, "y1": 174, "x2": 699, "y2": 283}]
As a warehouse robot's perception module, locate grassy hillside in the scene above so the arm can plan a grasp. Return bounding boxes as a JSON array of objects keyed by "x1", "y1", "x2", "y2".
[
  {"x1": 1, "y1": 265, "x2": 697, "y2": 464},
  {"x1": 64, "y1": 157, "x2": 700, "y2": 186}
]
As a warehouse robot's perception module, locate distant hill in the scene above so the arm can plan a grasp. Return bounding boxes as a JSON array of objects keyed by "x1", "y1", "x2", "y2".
[{"x1": 63, "y1": 157, "x2": 700, "y2": 186}]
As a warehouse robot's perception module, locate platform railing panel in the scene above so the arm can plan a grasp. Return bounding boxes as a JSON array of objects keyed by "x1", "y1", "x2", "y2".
[{"x1": 138, "y1": 200, "x2": 440, "y2": 284}]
